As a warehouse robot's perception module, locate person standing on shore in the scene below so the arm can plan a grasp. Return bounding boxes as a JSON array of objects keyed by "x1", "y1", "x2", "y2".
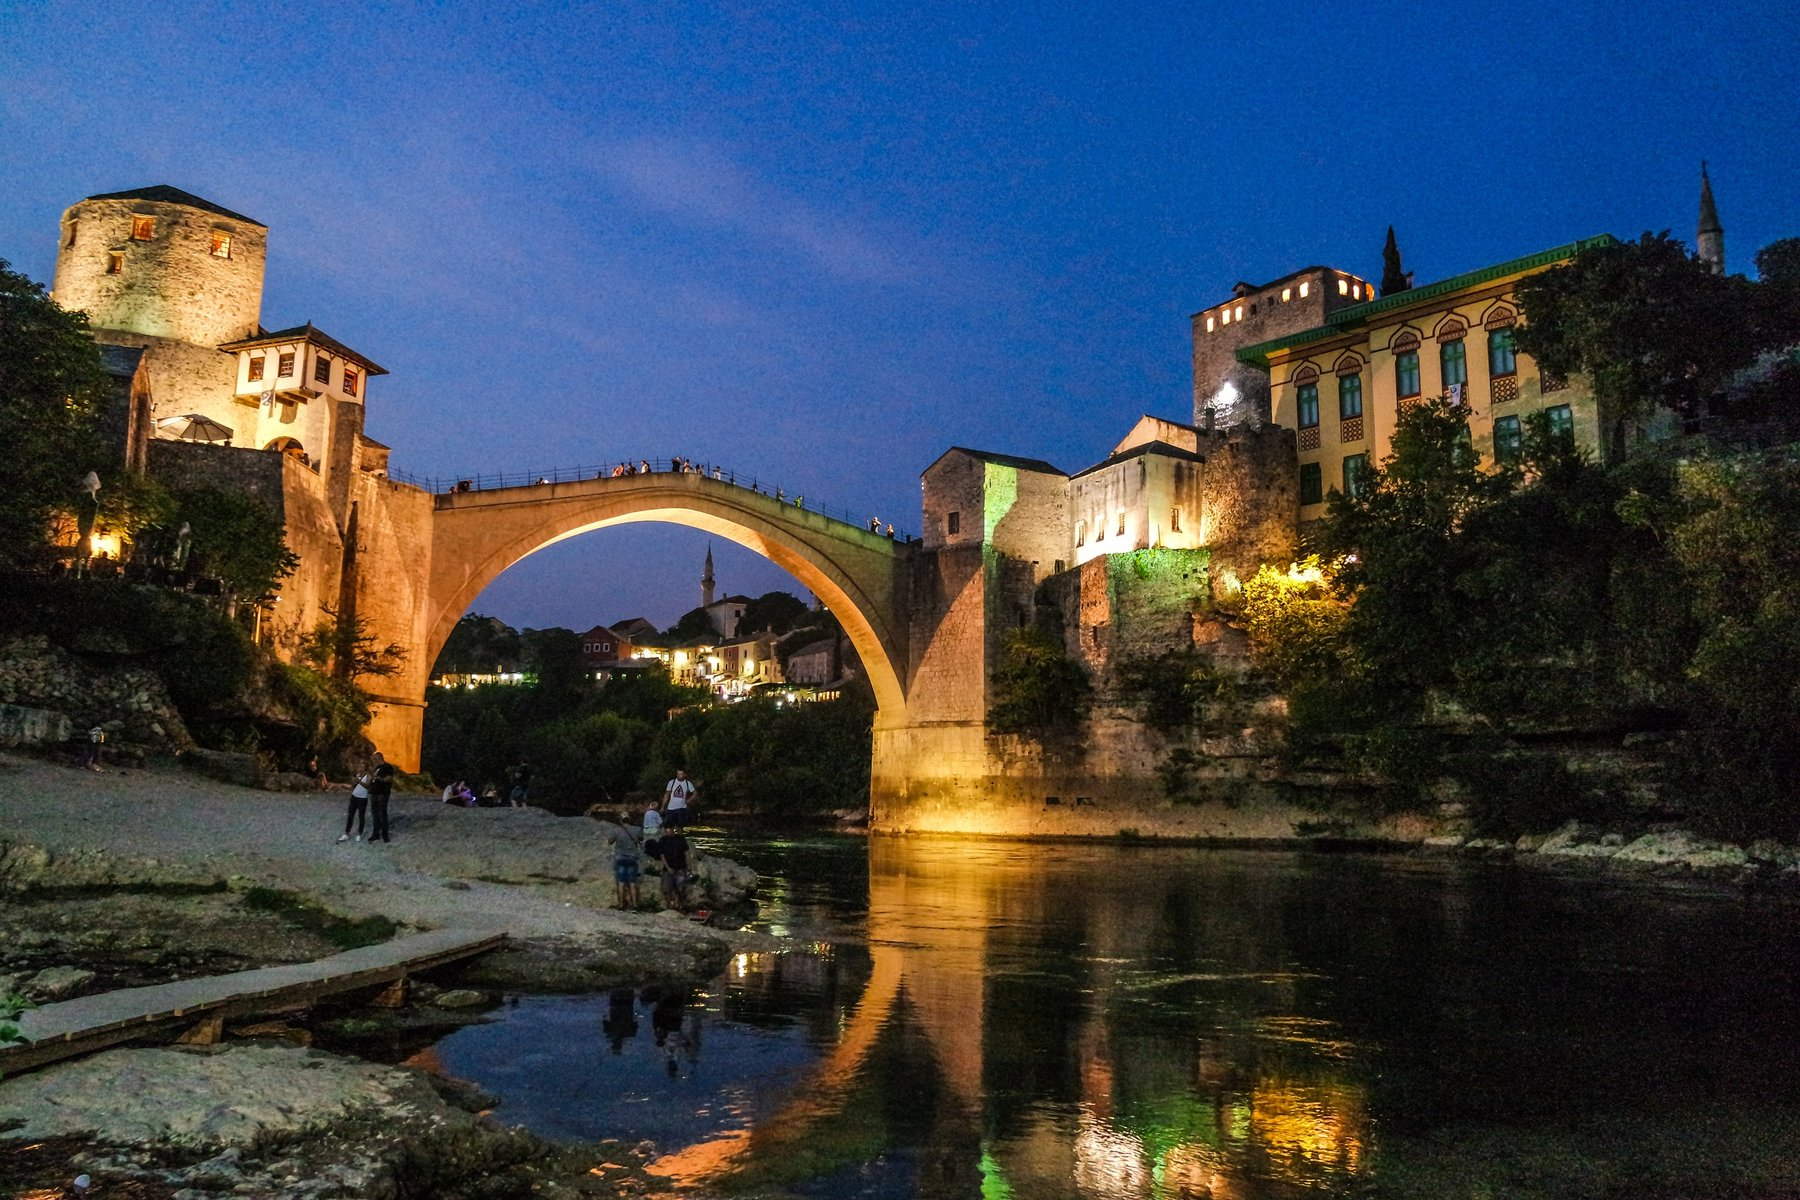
[
  {"x1": 509, "y1": 760, "x2": 532, "y2": 808},
  {"x1": 368, "y1": 752, "x2": 396, "y2": 844},
  {"x1": 658, "y1": 827, "x2": 691, "y2": 912},
  {"x1": 612, "y1": 815, "x2": 642, "y2": 910},
  {"x1": 663, "y1": 769, "x2": 695, "y2": 830},
  {"x1": 340, "y1": 769, "x2": 370, "y2": 842}
]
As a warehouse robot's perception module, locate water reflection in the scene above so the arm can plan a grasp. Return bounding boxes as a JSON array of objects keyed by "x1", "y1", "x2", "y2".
[{"x1": 431, "y1": 836, "x2": 1800, "y2": 1198}]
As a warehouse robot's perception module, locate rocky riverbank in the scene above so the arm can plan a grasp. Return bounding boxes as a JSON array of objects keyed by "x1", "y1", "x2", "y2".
[{"x1": 0, "y1": 751, "x2": 768, "y2": 1197}]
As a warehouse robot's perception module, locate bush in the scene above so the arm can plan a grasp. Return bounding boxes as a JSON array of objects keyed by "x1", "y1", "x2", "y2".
[{"x1": 987, "y1": 626, "x2": 1090, "y2": 739}]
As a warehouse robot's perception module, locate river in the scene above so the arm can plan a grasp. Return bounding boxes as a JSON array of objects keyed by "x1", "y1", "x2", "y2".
[{"x1": 423, "y1": 834, "x2": 1800, "y2": 1198}]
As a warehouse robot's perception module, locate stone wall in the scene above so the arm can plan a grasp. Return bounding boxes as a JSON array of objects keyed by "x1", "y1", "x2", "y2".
[
  {"x1": 0, "y1": 635, "x2": 191, "y2": 750},
  {"x1": 1197, "y1": 424, "x2": 1298, "y2": 584}
]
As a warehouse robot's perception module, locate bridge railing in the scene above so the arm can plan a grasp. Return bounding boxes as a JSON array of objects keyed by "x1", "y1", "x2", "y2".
[{"x1": 389, "y1": 458, "x2": 916, "y2": 542}]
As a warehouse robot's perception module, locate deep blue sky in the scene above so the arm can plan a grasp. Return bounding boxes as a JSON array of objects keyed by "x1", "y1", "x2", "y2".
[{"x1": 4, "y1": 2, "x2": 1795, "y2": 630}]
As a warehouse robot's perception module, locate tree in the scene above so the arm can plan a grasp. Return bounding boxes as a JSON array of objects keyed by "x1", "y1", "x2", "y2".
[
  {"x1": 0, "y1": 260, "x2": 108, "y2": 566},
  {"x1": 666, "y1": 606, "x2": 716, "y2": 640},
  {"x1": 299, "y1": 603, "x2": 408, "y2": 680},
  {"x1": 433, "y1": 613, "x2": 523, "y2": 676},
  {"x1": 1513, "y1": 233, "x2": 1761, "y2": 462},
  {"x1": 166, "y1": 486, "x2": 298, "y2": 601},
  {"x1": 1240, "y1": 558, "x2": 1350, "y2": 689}
]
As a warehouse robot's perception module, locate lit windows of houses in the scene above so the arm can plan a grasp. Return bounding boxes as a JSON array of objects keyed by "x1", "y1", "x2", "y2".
[
  {"x1": 1206, "y1": 316, "x2": 1216, "y2": 332},
  {"x1": 130, "y1": 215, "x2": 154, "y2": 240},
  {"x1": 1299, "y1": 281, "x2": 1310, "y2": 298},
  {"x1": 1337, "y1": 278, "x2": 1349, "y2": 296},
  {"x1": 1234, "y1": 304, "x2": 1244, "y2": 320},
  {"x1": 1299, "y1": 462, "x2": 1323, "y2": 505},
  {"x1": 344, "y1": 367, "x2": 360, "y2": 398},
  {"x1": 1281, "y1": 287, "x2": 1292, "y2": 301},
  {"x1": 1343, "y1": 453, "x2": 1369, "y2": 498},
  {"x1": 247, "y1": 356, "x2": 265, "y2": 383},
  {"x1": 210, "y1": 231, "x2": 231, "y2": 258},
  {"x1": 1494, "y1": 415, "x2": 1523, "y2": 466},
  {"x1": 314, "y1": 355, "x2": 331, "y2": 385},
  {"x1": 1488, "y1": 327, "x2": 1517, "y2": 376},
  {"x1": 106, "y1": 252, "x2": 123, "y2": 275},
  {"x1": 1352, "y1": 283, "x2": 1363, "y2": 299},
  {"x1": 278, "y1": 351, "x2": 295, "y2": 377}
]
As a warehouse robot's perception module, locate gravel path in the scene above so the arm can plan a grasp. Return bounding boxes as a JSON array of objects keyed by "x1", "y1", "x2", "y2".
[{"x1": 0, "y1": 751, "x2": 763, "y2": 946}]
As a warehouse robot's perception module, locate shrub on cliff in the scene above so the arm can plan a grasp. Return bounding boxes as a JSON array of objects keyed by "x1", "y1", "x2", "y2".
[{"x1": 987, "y1": 626, "x2": 1091, "y2": 740}]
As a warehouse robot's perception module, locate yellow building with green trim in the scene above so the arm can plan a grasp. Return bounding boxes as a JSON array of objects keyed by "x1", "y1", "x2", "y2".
[{"x1": 1233, "y1": 237, "x2": 1612, "y2": 522}]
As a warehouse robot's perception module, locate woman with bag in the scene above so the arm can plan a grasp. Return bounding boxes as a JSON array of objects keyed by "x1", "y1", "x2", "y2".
[{"x1": 339, "y1": 770, "x2": 371, "y2": 842}]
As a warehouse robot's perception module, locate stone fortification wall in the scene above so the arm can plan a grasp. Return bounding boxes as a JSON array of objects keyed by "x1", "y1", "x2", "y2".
[
  {"x1": 1198, "y1": 424, "x2": 1298, "y2": 583},
  {"x1": 1043, "y1": 548, "x2": 1211, "y2": 678},
  {"x1": 92, "y1": 332, "x2": 243, "y2": 430}
]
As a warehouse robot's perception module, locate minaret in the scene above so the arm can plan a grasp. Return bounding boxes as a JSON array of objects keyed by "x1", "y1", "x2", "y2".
[
  {"x1": 1380, "y1": 225, "x2": 1412, "y2": 296},
  {"x1": 1697, "y1": 162, "x2": 1725, "y2": 275},
  {"x1": 701, "y1": 545, "x2": 715, "y2": 609}
]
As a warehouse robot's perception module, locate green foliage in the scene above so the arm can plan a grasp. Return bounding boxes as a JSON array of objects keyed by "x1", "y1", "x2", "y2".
[
  {"x1": 1293, "y1": 388, "x2": 1800, "y2": 838},
  {"x1": 1513, "y1": 233, "x2": 1763, "y2": 461},
  {"x1": 1116, "y1": 649, "x2": 1238, "y2": 733},
  {"x1": 0, "y1": 259, "x2": 109, "y2": 567},
  {"x1": 267, "y1": 660, "x2": 371, "y2": 772},
  {"x1": 1240, "y1": 557, "x2": 1352, "y2": 690},
  {"x1": 641, "y1": 694, "x2": 874, "y2": 815},
  {"x1": 519, "y1": 626, "x2": 585, "y2": 698},
  {"x1": 987, "y1": 625, "x2": 1091, "y2": 739},
  {"x1": 164, "y1": 485, "x2": 298, "y2": 599},
  {"x1": 74, "y1": 469, "x2": 175, "y2": 557},
  {"x1": 1156, "y1": 747, "x2": 1204, "y2": 804}
]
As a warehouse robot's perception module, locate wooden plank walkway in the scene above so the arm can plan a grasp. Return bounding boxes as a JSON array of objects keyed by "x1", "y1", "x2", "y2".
[{"x1": 2, "y1": 927, "x2": 508, "y2": 1076}]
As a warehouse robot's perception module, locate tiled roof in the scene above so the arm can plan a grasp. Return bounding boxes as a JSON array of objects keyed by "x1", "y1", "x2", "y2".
[
  {"x1": 923, "y1": 447, "x2": 1067, "y2": 477},
  {"x1": 85, "y1": 185, "x2": 264, "y2": 227},
  {"x1": 1071, "y1": 440, "x2": 1205, "y2": 480},
  {"x1": 218, "y1": 323, "x2": 388, "y2": 375}
]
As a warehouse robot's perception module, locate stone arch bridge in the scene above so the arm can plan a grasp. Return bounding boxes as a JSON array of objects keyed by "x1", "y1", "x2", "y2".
[{"x1": 362, "y1": 472, "x2": 924, "y2": 791}]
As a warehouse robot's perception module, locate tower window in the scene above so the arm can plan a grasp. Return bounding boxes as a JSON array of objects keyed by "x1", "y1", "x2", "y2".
[
  {"x1": 131, "y1": 215, "x2": 154, "y2": 240},
  {"x1": 1338, "y1": 278, "x2": 1349, "y2": 296},
  {"x1": 1299, "y1": 281, "x2": 1310, "y2": 298},
  {"x1": 1488, "y1": 327, "x2": 1517, "y2": 376},
  {"x1": 1206, "y1": 316, "x2": 1215, "y2": 332},
  {"x1": 65, "y1": 219, "x2": 78, "y2": 248},
  {"x1": 1494, "y1": 415, "x2": 1523, "y2": 466},
  {"x1": 1074, "y1": 521, "x2": 1085, "y2": 547},
  {"x1": 1396, "y1": 350, "x2": 1421, "y2": 399},
  {"x1": 947, "y1": 511, "x2": 960, "y2": 535},
  {"x1": 1441, "y1": 339, "x2": 1468, "y2": 389},
  {"x1": 1281, "y1": 287, "x2": 1292, "y2": 301},
  {"x1": 106, "y1": 252, "x2": 123, "y2": 275},
  {"x1": 1117, "y1": 512, "x2": 1126, "y2": 536},
  {"x1": 247, "y1": 356, "x2": 265, "y2": 383},
  {"x1": 210, "y1": 232, "x2": 232, "y2": 258},
  {"x1": 278, "y1": 351, "x2": 295, "y2": 377},
  {"x1": 1297, "y1": 382, "x2": 1320, "y2": 429},
  {"x1": 314, "y1": 356, "x2": 331, "y2": 385},
  {"x1": 1299, "y1": 462, "x2": 1323, "y2": 505},
  {"x1": 344, "y1": 368, "x2": 360, "y2": 398},
  {"x1": 1169, "y1": 507, "x2": 1181, "y2": 533}
]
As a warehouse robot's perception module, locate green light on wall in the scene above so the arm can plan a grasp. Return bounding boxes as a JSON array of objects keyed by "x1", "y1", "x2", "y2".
[
  {"x1": 983, "y1": 463, "x2": 1019, "y2": 542},
  {"x1": 979, "y1": 1147, "x2": 1014, "y2": 1200}
]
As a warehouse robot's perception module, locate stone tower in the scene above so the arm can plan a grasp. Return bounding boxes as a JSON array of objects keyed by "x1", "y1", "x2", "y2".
[
  {"x1": 1697, "y1": 162, "x2": 1725, "y2": 275},
  {"x1": 53, "y1": 185, "x2": 268, "y2": 428},
  {"x1": 701, "y1": 545, "x2": 716, "y2": 609}
]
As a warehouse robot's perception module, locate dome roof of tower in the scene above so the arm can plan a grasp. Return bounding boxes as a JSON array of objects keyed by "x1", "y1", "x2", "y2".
[{"x1": 83, "y1": 185, "x2": 264, "y2": 227}]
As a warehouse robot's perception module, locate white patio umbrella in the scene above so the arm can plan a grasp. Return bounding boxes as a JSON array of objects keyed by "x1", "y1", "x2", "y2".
[{"x1": 156, "y1": 413, "x2": 235, "y2": 444}]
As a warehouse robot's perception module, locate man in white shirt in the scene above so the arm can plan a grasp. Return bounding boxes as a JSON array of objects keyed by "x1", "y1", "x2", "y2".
[{"x1": 663, "y1": 769, "x2": 695, "y2": 829}]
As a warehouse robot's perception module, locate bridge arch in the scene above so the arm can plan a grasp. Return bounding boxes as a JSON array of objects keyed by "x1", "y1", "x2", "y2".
[{"x1": 423, "y1": 474, "x2": 913, "y2": 717}]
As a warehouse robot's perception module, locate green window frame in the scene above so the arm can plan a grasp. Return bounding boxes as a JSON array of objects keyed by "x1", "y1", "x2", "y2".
[
  {"x1": 1339, "y1": 373, "x2": 1363, "y2": 419},
  {"x1": 1396, "y1": 350, "x2": 1420, "y2": 398},
  {"x1": 1493, "y1": 415, "x2": 1522, "y2": 466},
  {"x1": 1299, "y1": 462, "x2": 1323, "y2": 505},
  {"x1": 1441, "y1": 339, "x2": 1468, "y2": 388},
  {"x1": 1297, "y1": 382, "x2": 1320, "y2": 429},
  {"x1": 1488, "y1": 327, "x2": 1516, "y2": 376},
  {"x1": 1342, "y1": 453, "x2": 1369, "y2": 498},
  {"x1": 1545, "y1": 404, "x2": 1574, "y2": 446}
]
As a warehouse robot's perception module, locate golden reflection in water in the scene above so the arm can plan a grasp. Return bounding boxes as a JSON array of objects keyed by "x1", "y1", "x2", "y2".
[{"x1": 651, "y1": 837, "x2": 1371, "y2": 1196}]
